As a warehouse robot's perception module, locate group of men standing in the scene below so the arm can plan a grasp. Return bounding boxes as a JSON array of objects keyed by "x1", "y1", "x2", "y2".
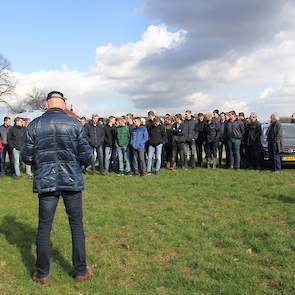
[
  {"x1": 0, "y1": 108, "x2": 284, "y2": 178},
  {"x1": 0, "y1": 116, "x2": 32, "y2": 177},
  {"x1": 78, "y1": 109, "x2": 283, "y2": 175}
]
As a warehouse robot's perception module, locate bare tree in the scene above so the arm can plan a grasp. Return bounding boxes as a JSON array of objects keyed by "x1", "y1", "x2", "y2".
[
  {"x1": 23, "y1": 87, "x2": 47, "y2": 111},
  {"x1": 0, "y1": 54, "x2": 17, "y2": 112}
]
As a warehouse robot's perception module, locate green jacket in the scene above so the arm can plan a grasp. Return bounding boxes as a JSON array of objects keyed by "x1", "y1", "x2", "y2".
[{"x1": 116, "y1": 125, "x2": 131, "y2": 147}]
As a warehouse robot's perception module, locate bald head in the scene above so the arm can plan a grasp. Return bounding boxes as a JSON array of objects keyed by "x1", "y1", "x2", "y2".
[{"x1": 45, "y1": 91, "x2": 67, "y2": 110}]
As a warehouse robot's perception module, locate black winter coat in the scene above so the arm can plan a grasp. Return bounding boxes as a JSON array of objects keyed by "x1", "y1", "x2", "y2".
[
  {"x1": 182, "y1": 119, "x2": 198, "y2": 142},
  {"x1": 21, "y1": 108, "x2": 92, "y2": 194},
  {"x1": 246, "y1": 121, "x2": 262, "y2": 146},
  {"x1": 225, "y1": 119, "x2": 245, "y2": 140},
  {"x1": 148, "y1": 124, "x2": 167, "y2": 146},
  {"x1": 7, "y1": 125, "x2": 26, "y2": 150},
  {"x1": 104, "y1": 124, "x2": 116, "y2": 147},
  {"x1": 171, "y1": 122, "x2": 185, "y2": 143},
  {"x1": 203, "y1": 120, "x2": 221, "y2": 143},
  {"x1": 196, "y1": 121, "x2": 205, "y2": 143},
  {"x1": 84, "y1": 121, "x2": 105, "y2": 147},
  {"x1": 267, "y1": 121, "x2": 283, "y2": 153}
]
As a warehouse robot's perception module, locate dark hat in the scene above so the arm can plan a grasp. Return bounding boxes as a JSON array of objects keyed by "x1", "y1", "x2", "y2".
[{"x1": 213, "y1": 109, "x2": 219, "y2": 115}]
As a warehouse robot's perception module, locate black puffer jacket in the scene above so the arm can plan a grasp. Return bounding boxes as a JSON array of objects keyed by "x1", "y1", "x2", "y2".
[
  {"x1": 7, "y1": 125, "x2": 26, "y2": 150},
  {"x1": 204, "y1": 120, "x2": 221, "y2": 143},
  {"x1": 171, "y1": 122, "x2": 185, "y2": 143},
  {"x1": 148, "y1": 124, "x2": 167, "y2": 146},
  {"x1": 246, "y1": 121, "x2": 262, "y2": 146},
  {"x1": 84, "y1": 121, "x2": 105, "y2": 147},
  {"x1": 182, "y1": 119, "x2": 198, "y2": 142},
  {"x1": 104, "y1": 124, "x2": 116, "y2": 147},
  {"x1": 225, "y1": 119, "x2": 245, "y2": 140},
  {"x1": 21, "y1": 108, "x2": 92, "y2": 194},
  {"x1": 196, "y1": 121, "x2": 205, "y2": 143}
]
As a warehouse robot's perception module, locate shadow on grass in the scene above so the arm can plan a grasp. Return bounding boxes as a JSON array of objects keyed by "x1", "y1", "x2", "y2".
[
  {"x1": 273, "y1": 195, "x2": 295, "y2": 204},
  {"x1": 0, "y1": 216, "x2": 72, "y2": 276}
]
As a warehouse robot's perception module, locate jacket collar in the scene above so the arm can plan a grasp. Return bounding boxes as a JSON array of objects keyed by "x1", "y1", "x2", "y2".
[{"x1": 46, "y1": 108, "x2": 65, "y2": 113}]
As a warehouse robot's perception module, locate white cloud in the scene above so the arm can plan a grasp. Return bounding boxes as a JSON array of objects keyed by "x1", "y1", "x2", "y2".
[{"x1": 3, "y1": 0, "x2": 295, "y2": 121}]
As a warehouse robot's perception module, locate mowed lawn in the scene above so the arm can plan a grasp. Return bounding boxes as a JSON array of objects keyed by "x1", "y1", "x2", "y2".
[{"x1": 0, "y1": 168, "x2": 294, "y2": 295}]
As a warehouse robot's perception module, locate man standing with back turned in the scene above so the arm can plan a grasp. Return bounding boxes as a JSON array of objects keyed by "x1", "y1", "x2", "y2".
[{"x1": 21, "y1": 91, "x2": 93, "y2": 286}]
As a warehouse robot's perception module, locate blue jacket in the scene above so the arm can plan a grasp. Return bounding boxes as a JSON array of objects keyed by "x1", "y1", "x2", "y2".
[
  {"x1": 21, "y1": 108, "x2": 92, "y2": 194},
  {"x1": 131, "y1": 125, "x2": 148, "y2": 150}
]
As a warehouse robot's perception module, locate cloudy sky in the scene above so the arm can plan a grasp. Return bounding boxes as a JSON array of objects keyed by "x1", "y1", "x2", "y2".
[{"x1": 1, "y1": 0, "x2": 295, "y2": 119}]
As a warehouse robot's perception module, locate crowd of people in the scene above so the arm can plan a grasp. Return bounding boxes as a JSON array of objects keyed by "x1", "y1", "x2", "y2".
[{"x1": 0, "y1": 108, "x2": 285, "y2": 178}]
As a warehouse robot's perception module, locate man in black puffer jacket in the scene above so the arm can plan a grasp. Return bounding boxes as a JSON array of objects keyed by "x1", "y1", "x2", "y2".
[
  {"x1": 147, "y1": 117, "x2": 167, "y2": 175},
  {"x1": 21, "y1": 91, "x2": 93, "y2": 285}
]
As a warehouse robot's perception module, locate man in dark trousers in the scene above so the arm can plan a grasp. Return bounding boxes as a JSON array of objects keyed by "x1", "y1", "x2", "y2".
[
  {"x1": 245, "y1": 113, "x2": 262, "y2": 170},
  {"x1": 0, "y1": 116, "x2": 14, "y2": 176},
  {"x1": 84, "y1": 114, "x2": 105, "y2": 175},
  {"x1": 267, "y1": 113, "x2": 283, "y2": 173},
  {"x1": 21, "y1": 91, "x2": 93, "y2": 286},
  {"x1": 225, "y1": 111, "x2": 245, "y2": 169},
  {"x1": 196, "y1": 113, "x2": 205, "y2": 167},
  {"x1": 183, "y1": 110, "x2": 197, "y2": 168},
  {"x1": 203, "y1": 112, "x2": 221, "y2": 169},
  {"x1": 171, "y1": 114, "x2": 185, "y2": 169}
]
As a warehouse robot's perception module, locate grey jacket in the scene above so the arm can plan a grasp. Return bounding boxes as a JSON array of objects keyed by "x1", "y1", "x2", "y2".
[{"x1": 0, "y1": 124, "x2": 10, "y2": 145}]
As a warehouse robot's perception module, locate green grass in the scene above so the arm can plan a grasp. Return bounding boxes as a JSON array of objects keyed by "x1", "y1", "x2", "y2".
[{"x1": 0, "y1": 168, "x2": 295, "y2": 295}]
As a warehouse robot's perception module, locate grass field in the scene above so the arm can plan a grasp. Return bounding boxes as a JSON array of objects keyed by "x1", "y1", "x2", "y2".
[{"x1": 0, "y1": 168, "x2": 294, "y2": 295}]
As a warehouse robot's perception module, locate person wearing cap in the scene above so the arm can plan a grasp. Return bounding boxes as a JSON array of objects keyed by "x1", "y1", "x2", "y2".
[
  {"x1": 147, "y1": 117, "x2": 167, "y2": 175},
  {"x1": 84, "y1": 113, "x2": 105, "y2": 175},
  {"x1": 21, "y1": 91, "x2": 93, "y2": 285},
  {"x1": 213, "y1": 109, "x2": 220, "y2": 121}
]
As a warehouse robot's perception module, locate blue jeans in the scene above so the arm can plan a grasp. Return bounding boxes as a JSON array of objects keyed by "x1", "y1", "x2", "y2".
[
  {"x1": 13, "y1": 148, "x2": 32, "y2": 177},
  {"x1": 227, "y1": 138, "x2": 241, "y2": 169},
  {"x1": 13, "y1": 148, "x2": 21, "y2": 176},
  {"x1": 147, "y1": 144, "x2": 163, "y2": 172},
  {"x1": 104, "y1": 146, "x2": 113, "y2": 171},
  {"x1": 268, "y1": 142, "x2": 282, "y2": 172},
  {"x1": 184, "y1": 141, "x2": 196, "y2": 167},
  {"x1": 91, "y1": 146, "x2": 104, "y2": 172},
  {"x1": 36, "y1": 191, "x2": 86, "y2": 278},
  {"x1": 116, "y1": 146, "x2": 131, "y2": 173}
]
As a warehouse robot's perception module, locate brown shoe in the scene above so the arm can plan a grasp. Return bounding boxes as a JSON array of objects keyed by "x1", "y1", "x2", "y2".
[
  {"x1": 74, "y1": 267, "x2": 95, "y2": 283},
  {"x1": 32, "y1": 272, "x2": 49, "y2": 286}
]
